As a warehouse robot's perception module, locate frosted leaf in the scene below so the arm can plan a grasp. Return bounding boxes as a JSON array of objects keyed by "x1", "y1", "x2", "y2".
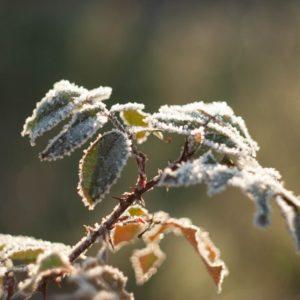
[
  {"x1": 142, "y1": 215, "x2": 228, "y2": 292},
  {"x1": 158, "y1": 152, "x2": 237, "y2": 190},
  {"x1": 40, "y1": 102, "x2": 108, "y2": 161},
  {"x1": 21, "y1": 80, "x2": 87, "y2": 145},
  {"x1": 159, "y1": 149, "x2": 300, "y2": 246},
  {"x1": 0, "y1": 234, "x2": 70, "y2": 262},
  {"x1": 18, "y1": 251, "x2": 73, "y2": 299},
  {"x1": 67, "y1": 265, "x2": 133, "y2": 300},
  {"x1": 78, "y1": 130, "x2": 131, "y2": 210},
  {"x1": 148, "y1": 101, "x2": 258, "y2": 157},
  {"x1": 228, "y1": 164, "x2": 275, "y2": 227},
  {"x1": 130, "y1": 244, "x2": 166, "y2": 285},
  {"x1": 36, "y1": 250, "x2": 71, "y2": 273}
]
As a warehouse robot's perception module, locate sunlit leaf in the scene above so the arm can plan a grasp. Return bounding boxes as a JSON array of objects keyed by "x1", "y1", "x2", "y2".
[
  {"x1": 130, "y1": 244, "x2": 166, "y2": 285},
  {"x1": 78, "y1": 130, "x2": 131, "y2": 210},
  {"x1": 40, "y1": 102, "x2": 108, "y2": 161},
  {"x1": 111, "y1": 103, "x2": 150, "y2": 144},
  {"x1": 127, "y1": 205, "x2": 149, "y2": 217},
  {"x1": 21, "y1": 80, "x2": 87, "y2": 145}
]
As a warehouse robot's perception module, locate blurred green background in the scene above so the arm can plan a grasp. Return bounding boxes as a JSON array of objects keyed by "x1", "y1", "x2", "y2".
[{"x1": 1, "y1": 1, "x2": 300, "y2": 299}]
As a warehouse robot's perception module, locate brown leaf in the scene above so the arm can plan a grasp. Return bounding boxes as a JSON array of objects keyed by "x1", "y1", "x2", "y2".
[
  {"x1": 143, "y1": 215, "x2": 228, "y2": 293},
  {"x1": 112, "y1": 222, "x2": 146, "y2": 251},
  {"x1": 130, "y1": 244, "x2": 166, "y2": 285}
]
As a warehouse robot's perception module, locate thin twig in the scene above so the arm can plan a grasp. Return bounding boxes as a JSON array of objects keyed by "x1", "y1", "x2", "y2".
[{"x1": 69, "y1": 174, "x2": 160, "y2": 262}]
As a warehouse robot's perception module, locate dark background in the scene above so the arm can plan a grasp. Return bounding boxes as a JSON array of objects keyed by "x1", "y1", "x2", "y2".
[{"x1": 1, "y1": 1, "x2": 300, "y2": 299}]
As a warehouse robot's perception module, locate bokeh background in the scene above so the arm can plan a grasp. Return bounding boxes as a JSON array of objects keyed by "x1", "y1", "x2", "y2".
[{"x1": 1, "y1": 1, "x2": 300, "y2": 299}]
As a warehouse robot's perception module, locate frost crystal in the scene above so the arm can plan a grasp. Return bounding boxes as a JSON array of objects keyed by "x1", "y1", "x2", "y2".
[
  {"x1": 110, "y1": 102, "x2": 145, "y2": 112},
  {"x1": 40, "y1": 102, "x2": 108, "y2": 161},
  {"x1": 74, "y1": 86, "x2": 112, "y2": 105}
]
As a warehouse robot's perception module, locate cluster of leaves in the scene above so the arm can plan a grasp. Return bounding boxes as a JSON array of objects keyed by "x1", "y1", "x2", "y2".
[
  {"x1": 111, "y1": 206, "x2": 228, "y2": 292},
  {"x1": 1, "y1": 79, "x2": 298, "y2": 298},
  {"x1": 0, "y1": 235, "x2": 132, "y2": 299}
]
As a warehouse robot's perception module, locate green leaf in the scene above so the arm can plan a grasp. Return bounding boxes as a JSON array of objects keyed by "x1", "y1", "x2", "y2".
[
  {"x1": 40, "y1": 103, "x2": 108, "y2": 161},
  {"x1": 78, "y1": 130, "x2": 131, "y2": 209},
  {"x1": 21, "y1": 80, "x2": 87, "y2": 145}
]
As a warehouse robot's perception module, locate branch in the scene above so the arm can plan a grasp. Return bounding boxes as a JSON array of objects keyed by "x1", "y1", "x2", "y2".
[
  {"x1": 69, "y1": 137, "x2": 193, "y2": 262},
  {"x1": 69, "y1": 175, "x2": 160, "y2": 262}
]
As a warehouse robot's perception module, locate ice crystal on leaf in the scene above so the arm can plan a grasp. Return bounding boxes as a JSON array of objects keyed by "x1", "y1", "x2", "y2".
[
  {"x1": 21, "y1": 80, "x2": 112, "y2": 146},
  {"x1": 21, "y1": 80, "x2": 87, "y2": 145},
  {"x1": 40, "y1": 102, "x2": 108, "y2": 161}
]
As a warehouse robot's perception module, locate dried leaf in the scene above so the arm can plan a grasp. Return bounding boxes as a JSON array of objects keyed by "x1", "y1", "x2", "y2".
[
  {"x1": 143, "y1": 216, "x2": 228, "y2": 292},
  {"x1": 40, "y1": 102, "x2": 108, "y2": 161},
  {"x1": 21, "y1": 80, "x2": 87, "y2": 145},
  {"x1": 78, "y1": 130, "x2": 131, "y2": 209},
  {"x1": 130, "y1": 244, "x2": 166, "y2": 285},
  {"x1": 112, "y1": 223, "x2": 145, "y2": 251}
]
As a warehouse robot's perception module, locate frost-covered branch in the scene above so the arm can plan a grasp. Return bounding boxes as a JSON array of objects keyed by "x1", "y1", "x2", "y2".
[{"x1": 10, "y1": 79, "x2": 300, "y2": 299}]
